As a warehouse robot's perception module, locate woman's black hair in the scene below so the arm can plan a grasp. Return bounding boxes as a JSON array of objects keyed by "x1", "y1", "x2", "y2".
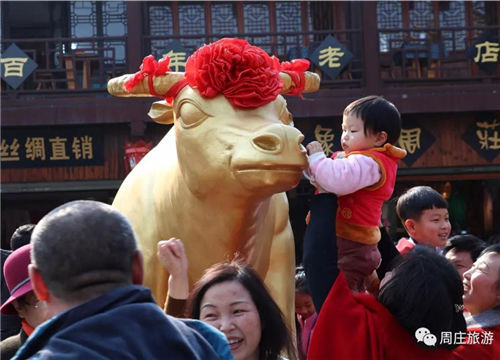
[
  {"x1": 295, "y1": 268, "x2": 312, "y2": 295},
  {"x1": 188, "y1": 261, "x2": 296, "y2": 360},
  {"x1": 378, "y1": 246, "x2": 466, "y2": 350},
  {"x1": 478, "y1": 243, "x2": 500, "y2": 290}
]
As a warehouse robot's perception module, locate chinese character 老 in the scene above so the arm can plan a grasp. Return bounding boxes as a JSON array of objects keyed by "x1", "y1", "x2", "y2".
[
  {"x1": 163, "y1": 50, "x2": 187, "y2": 72},
  {"x1": 25, "y1": 137, "x2": 46, "y2": 160},
  {"x1": 1, "y1": 138, "x2": 20, "y2": 161},
  {"x1": 0, "y1": 57, "x2": 28, "y2": 77},
  {"x1": 49, "y1": 136, "x2": 70, "y2": 160},
  {"x1": 318, "y1": 47, "x2": 344, "y2": 68},
  {"x1": 398, "y1": 128, "x2": 422, "y2": 154},
  {"x1": 314, "y1": 125, "x2": 335, "y2": 157},
  {"x1": 474, "y1": 41, "x2": 499, "y2": 63},
  {"x1": 476, "y1": 119, "x2": 500, "y2": 150}
]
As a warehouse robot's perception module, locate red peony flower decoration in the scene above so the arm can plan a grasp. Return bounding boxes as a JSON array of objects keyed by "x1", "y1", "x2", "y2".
[{"x1": 185, "y1": 38, "x2": 283, "y2": 108}]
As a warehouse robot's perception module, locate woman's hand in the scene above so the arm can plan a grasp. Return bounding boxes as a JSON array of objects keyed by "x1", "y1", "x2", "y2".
[{"x1": 157, "y1": 238, "x2": 189, "y2": 300}]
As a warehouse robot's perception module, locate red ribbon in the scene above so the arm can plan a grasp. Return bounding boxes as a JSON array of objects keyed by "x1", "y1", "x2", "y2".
[
  {"x1": 280, "y1": 59, "x2": 310, "y2": 98},
  {"x1": 165, "y1": 79, "x2": 189, "y2": 104},
  {"x1": 124, "y1": 55, "x2": 171, "y2": 97}
]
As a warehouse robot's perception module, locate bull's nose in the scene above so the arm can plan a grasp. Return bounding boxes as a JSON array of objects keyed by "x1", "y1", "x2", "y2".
[{"x1": 252, "y1": 133, "x2": 282, "y2": 153}]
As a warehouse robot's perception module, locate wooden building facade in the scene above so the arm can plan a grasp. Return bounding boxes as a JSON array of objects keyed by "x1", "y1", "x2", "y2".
[{"x1": 2, "y1": 1, "x2": 499, "y2": 251}]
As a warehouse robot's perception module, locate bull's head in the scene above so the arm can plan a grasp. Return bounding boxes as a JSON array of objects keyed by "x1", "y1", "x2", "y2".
[{"x1": 108, "y1": 39, "x2": 320, "y2": 198}]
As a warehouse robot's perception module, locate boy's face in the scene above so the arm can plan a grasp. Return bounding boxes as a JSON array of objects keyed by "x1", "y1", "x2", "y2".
[{"x1": 405, "y1": 207, "x2": 451, "y2": 247}]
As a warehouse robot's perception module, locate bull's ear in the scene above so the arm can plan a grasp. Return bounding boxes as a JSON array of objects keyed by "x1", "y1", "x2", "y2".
[{"x1": 148, "y1": 100, "x2": 174, "y2": 124}]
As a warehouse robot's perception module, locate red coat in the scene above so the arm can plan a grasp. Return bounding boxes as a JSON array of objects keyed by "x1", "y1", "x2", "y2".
[
  {"x1": 308, "y1": 272, "x2": 454, "y2": 360},
  {"x1": 452, "y1": 325, "x2": 500, "y2": 359}
]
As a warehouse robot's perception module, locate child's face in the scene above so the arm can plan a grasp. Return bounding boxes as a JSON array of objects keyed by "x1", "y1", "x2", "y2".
[
  {"x1": 341, "y1": 113, "x2": 380, "y2": 152},
  {"x1": 406, "y1": 207, "x2": 451, "y2": 247},
  {"x1": 295, "y1": 292, "x2": 316, "y2": 321}
]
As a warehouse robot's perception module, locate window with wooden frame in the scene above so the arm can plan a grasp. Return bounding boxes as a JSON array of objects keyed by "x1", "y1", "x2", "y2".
[
  {"x1": 144, "y1": 1, "x2": 320, "y2": 59},
  {"x1": 376, "y1": 1, "x2": 497, "y2": 53}
]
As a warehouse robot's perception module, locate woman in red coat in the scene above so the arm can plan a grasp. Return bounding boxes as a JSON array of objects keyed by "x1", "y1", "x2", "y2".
[{"x1": 304, "y1": 193, "x2": 466, "y2": 360}]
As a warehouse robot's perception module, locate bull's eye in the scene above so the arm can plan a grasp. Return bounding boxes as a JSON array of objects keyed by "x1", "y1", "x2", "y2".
[{"x1": 178, "y1": 101, "x2": 209, "y2": 128}]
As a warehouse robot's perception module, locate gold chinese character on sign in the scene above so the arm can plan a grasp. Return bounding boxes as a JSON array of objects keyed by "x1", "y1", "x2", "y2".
[
  {"x1": 25, "y1": 137, "x2": 46, "y2": 160},
  {"x1": 398, "y1": 128, "x2": 422, "y2": 154},
  {"x1": 163, "y1": 50, "x2": 187, "y2": 72},
  {"x1": 49, "y1": 136, "x2": 70, "y2": 160},
  {"x1": 318, "y1": 47, "x2": 344, "y2": 68},
  {"x1": 1, "y1": 138, "x2": 20, "y2": 161},
  {"x1": 314, "y1": 125, "x2": 335, "y2": 157},
  {"x1": 476, "y1": 119, "x2": 500, "y2": 150},
  {"x1": 474, "y1": 41, "x2": 499, "y2": 63},
  {"x1": 72, "y1": 136, "x2": 93, "y2": 160},
  {"x1": 0, "y1": 57, "x2": 28, "y2": 77}
]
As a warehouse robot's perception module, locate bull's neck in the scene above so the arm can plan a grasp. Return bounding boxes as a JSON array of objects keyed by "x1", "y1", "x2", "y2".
[{"x1": 172, "y1": 184, "x2": 269, "y2": 247}]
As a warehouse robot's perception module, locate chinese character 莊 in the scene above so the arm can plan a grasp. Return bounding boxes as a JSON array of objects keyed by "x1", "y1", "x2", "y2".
[
  {"x1": 1, "y1": 57, "x2": 28, "y2": 77},
  {"x1": 1, "y1": 138, "x2": 20, "y2": 161},
  {"x1": 476, "y1": 119, "x2": 500, "y2": 150},
  {"x1": 318, "y1": 47, "x2": 345, "y2": 68},
  {"x1": 49, "y1": 136, "x2": 70, "y2": 160},
  {"x1": 314, "y1": 125, "x2": 335, "y2": 157},
  {"x1": 25, "y1": 137, "x2": 46, "y2": 160}
]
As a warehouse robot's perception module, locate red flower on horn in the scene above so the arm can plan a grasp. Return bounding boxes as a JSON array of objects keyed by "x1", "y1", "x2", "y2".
[
  {"x1": 124, "y1": 55, "x2": 171, "y2": 96},
  {"x1": 279, "y1": 59, "x2": 310, "y2": 98},
  {"x1": 185, "y1": 38, "x2": 283, "y2": 108}
]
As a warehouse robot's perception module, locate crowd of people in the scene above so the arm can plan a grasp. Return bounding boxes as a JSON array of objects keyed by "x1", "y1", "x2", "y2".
[{"x1": 1, "y1": 96, "x2": 499, "y2": 359}]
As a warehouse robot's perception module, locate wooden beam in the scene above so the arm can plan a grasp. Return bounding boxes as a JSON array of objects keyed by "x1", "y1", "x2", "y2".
[
  {"x1": 126, "y1": 1, "x2": 143, "y2": 73},
  {"x1": 362, "y1": 1, "x2": 381, "y2": 94}
]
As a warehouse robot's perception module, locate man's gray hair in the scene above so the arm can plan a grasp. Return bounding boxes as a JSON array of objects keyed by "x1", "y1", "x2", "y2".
[{"x1": 31, "y1": 200, "x2": 139, "y2": 302}]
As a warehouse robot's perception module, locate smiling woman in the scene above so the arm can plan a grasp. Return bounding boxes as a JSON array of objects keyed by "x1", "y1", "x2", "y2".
[
  {"x1": 188, "y1": 262, "x2": 297, "y2": 360},
  {"x1": 158, "y1": 238, "x2": 296, "y2": 360},
  {"x1": 453, "y1": 244, "x2": 500, "y2": 359}
]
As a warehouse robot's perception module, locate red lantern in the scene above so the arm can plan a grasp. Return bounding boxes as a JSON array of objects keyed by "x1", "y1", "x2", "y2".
[{"x1": 123, "y1": 140, "x2": 153, "y2": 173}]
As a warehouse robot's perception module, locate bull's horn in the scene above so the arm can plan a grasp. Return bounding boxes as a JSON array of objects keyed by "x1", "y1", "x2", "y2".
[
  {"x1": 280, "y1": 71, "x2": 320, "y2": 94},
  {"x1": 107, "y1": 72, "x2": 185, "y2": 97}
]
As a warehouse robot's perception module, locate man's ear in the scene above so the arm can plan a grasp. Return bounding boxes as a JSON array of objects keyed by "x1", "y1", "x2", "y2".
[
  {"x1": 375, "y1": 131, "x2": 388, "y2": 146},
  {"x1": 29, "y1": 264, "x2": 50, "y2": 302},
  {"x1": 404, "y1": 219, "x2": 417, "y2": 236},
  {"x1": 132, "y1": 251, "x2": 143, "y2": 285}
]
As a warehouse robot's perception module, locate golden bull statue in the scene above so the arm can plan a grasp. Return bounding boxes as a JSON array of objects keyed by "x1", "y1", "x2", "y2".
[{"x1": 107, "y1": 39, "x2": 320, "y2": 329}]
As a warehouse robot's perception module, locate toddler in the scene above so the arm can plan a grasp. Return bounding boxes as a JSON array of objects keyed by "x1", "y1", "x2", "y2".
[
  {"x1": 306, "y1": 95, "x2": 406, "y2": 292},
  {"x1": 295, "y1": 269, "x2": 317, "y2": 360}
]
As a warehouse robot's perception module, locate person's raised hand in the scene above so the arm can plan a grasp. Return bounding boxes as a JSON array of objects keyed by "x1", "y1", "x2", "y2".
[{"x1": 157, "y1": 238, "x2": 189, "y2": 299}]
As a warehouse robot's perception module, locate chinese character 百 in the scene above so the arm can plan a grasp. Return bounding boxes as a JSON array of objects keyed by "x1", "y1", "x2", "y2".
[
  {"x1": 49, "y1": 136, "x2": 70, "y2": 160},
  {"x1": 476, "y1": 119, "x2": 500, "y2": 150},
  {"x1": 25, "y1": 137, "x2": 46, "y2": 160},
  {"x1": 1, "y1": 138, "x2": 20, "y2": 161},
  {"x1": 314, "y1": 125, "x2": 335, "y2": 157},
  {"x1": 318, "y1": 47, "x2": 344, "y2": 68},
  {"x1": 0, "y1": 57, "x2": 28, "y2": 77},
  {"x1": 72, "y1": 136, "x2": 93, "y2": 160},
  {"x1": 481, "y1": 331, "x2": 494, "y2": 345},
  {"x1": 474, "y1": 41, "x2": 499, "y2": 63},
  {"x1": 398, "y1": 128, "x2": 422, "y2": 154},
  {"x1": 454, "y1": 331, "x2": 467, "y2": 345},
  {"x1": 163, "y1": 50, "x2": 187, "y2": 72}
]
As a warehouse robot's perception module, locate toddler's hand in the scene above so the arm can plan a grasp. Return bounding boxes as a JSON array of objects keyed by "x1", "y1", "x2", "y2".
[{"x1": 306, "y1": 141, "x2": 324, "y2": 155}]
